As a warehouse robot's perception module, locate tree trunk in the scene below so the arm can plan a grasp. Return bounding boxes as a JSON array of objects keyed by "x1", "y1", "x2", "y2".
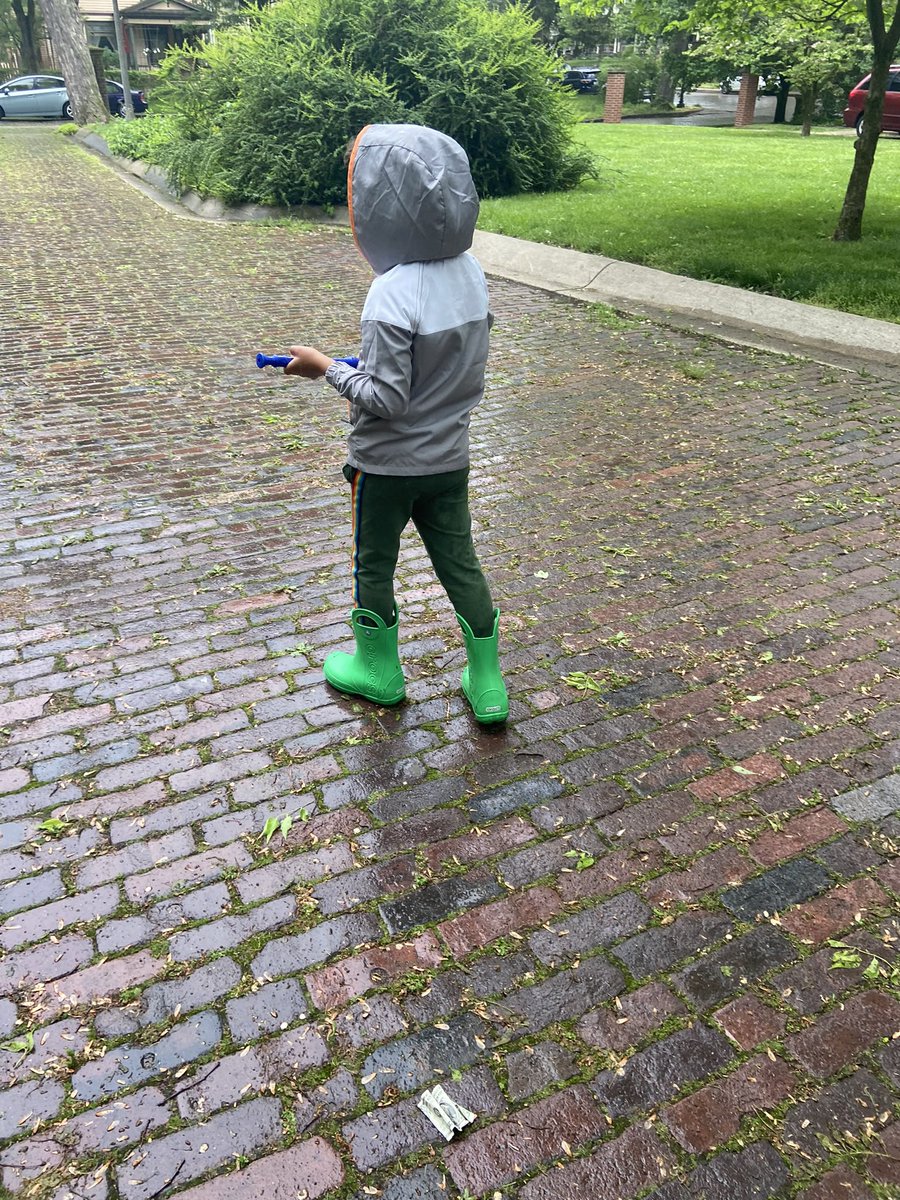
[
  {"x1": 657, "y1": 30, "x2": 689, "y2": 106},
  {"x1": 37, "y1": 0, "x2": 108, "y2": 124},
  {"x1": 800, "y1": 85, "x2": 817, "y2": 136},
  {"x1": 773, "y1": 77, "x2": 791, "y2": 124},
  {"x1": 11, "y1": 0, "x2": 40, "y2": 73},
  {"x1": 834, "y1": 47, "x2": 893, "y2": 240},
  {"x1": 656, "y1": 64, "x2": 675, "y2": 106}
]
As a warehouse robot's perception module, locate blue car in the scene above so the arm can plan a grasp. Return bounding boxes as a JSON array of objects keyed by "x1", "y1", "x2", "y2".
[{"x1": 0, "y1": 74, "x2": 147, "y2": 120}]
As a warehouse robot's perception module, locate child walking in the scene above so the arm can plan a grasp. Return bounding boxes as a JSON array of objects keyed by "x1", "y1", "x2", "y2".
[{"x1": 285, "y1": 123, "x2": 508, "y2": 725}]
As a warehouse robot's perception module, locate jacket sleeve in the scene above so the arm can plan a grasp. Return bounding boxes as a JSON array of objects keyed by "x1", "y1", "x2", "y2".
[{"x1": 324, "y1": 320, "x2": 413, "y2": 420}]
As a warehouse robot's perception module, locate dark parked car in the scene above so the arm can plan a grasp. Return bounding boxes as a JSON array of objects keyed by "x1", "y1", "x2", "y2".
[
  {"x1": 106, "y1": 79, "x2": 148, "y2": 117},
  {"x1": 562, "y1": 67, "x2": 599, "y2": 94},
  {"x1": 844, "y1": 67, "x2": 900, "y2": 136},
  {"x1": 0, "y1": 73, "x2": 146, "y2": 120}
]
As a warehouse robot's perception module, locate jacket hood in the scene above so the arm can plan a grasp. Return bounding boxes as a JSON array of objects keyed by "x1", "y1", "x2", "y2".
[{"x1": 348, "y1": 124, "x2": 479, "y2": 275}]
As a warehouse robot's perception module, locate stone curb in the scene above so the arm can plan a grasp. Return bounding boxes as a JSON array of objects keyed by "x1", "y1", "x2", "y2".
[
  {"x1": 75, "y1": 128, "x2": 900, "y2": 370},
  {"x1": 75, "y1": 130, "x2": 348, "y2": 226}
]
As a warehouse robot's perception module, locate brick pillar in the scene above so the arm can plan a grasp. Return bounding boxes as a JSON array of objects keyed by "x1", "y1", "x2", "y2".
[
  {"x1": 734, "y1": 72, "x2": 759, "y2": 128},
  {"x1": 604, "y1": 71, "x2": 625, "y2": 123}
]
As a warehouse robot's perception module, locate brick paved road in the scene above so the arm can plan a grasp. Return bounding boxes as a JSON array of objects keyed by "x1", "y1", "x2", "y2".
[{"x1": 0, "y1": 123, "x2": 898, "y2": 1200}]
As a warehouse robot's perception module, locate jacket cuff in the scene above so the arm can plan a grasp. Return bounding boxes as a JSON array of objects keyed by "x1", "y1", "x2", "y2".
[{"x1": 324, "y1": 361, "x2": 352, "y2": 389}]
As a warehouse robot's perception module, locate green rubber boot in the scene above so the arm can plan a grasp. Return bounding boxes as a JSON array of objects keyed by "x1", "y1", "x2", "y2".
[
  {"x1": 323, "y1": 608, "x2": 406, "y2": 706},
  {"x1": 456, "y1": 608, "x2": 509, "y2": 725}
]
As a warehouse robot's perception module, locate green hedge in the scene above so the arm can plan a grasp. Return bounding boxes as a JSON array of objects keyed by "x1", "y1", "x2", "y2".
[{"x1": 102, "y1": 0, "x2": 593, "y2": 205}]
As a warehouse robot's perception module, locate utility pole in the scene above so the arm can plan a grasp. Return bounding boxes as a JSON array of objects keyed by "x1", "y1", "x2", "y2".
[{"x1": 111, "y1": 0, "x2": 134, "y2": 118}]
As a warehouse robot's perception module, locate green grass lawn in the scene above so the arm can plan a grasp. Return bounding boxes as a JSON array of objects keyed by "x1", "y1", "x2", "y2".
[{"x1": 477, "y1": 123, "x2": 900, "y2": 322}]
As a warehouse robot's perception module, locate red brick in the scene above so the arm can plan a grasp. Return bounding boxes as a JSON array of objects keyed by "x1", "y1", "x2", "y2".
[
  {"x1": 39, "y1": 950, "x2": 166, "y2": 1021},
  {"x1": 0, "y1": 693, "x2": 53, "y2": 726},
  {"x1": 797, "y1": 1164, "x2": 877, "y2": 1200},
  {"x1": 92, "y1": 748, "x2": 201, "y2": 794},
  {"x1": 424, "y1": 815, "x2": 537, "y2": 871},
  {"x1": 170, "y1": 1139, "x2": 342, "y2": 1200},
  {"x1": 557, "y1": 846, "x2": 664, "y2": 903},
  {"x1": 780, "y1": 878, "x2": 890, "y2": 943},
  {"x1": 714, "y1": 996, "x2": 786, "y2": 1049},
  {"x1": 117, "y1": 1096, "x2": 282, "y2": 1200},
  {"x1": 124, "y1": 840, "x2": 252, "y2": 902},
  {"x1": 644, "y1": 846, "x2": 752, "y2": 905},
  {"x1": 732, "y1": 684, "x2": 813, "y2": 720},
  {"x1": 517, "y1": 1125, "x2": 675, "y2": 1200},
  {"x1": 749, "y1": 808, "x2": 847, "y2": 866},
  {"x1": 663, "y1": 1054, "x2": 796, "y2": 1152},
  {"x1": 0, "y1": 768, "x2": 29, "y2": 795},
  {"x1": 656, "y1": 804, "x2": 763, "y2": 857},
  {"x1": 0, "y1": 934, "x2": 93, "y2": 996},
  {"x1": 8, "y1": 702, "x2": 114, "y2": 744},
  {"x1": 783, "y1": 726, "x2": 872, "y2": 767},
  {"x1": 596, "y1": 790, "x2": 695, "y2": 843},
  {"x1": 869, "y1": 1121, "x2": 900, "y2": 1187},
  {"x1": 438, "y1": 886, "x2": 563, "y2": 958},
  {"x1": 688, "y1": 754, "x2": 786, "y2": 803},
  {"x1": 443, "y1": 1085, "x2": 605, "y2": 1194},
  {"x1": 788, "y1": 990, "x2": 900, "y2": 1078},
  {"x1": 651, "y1": 683, "x2": 729, "y2": 724},
  {"x1": 577, "y1": 982, "x2": 686, "y2": 1051},
  {"x1": 305, "y1": 933, "x2": 445, "y2": 1011},
  {"x1": 878, "y1": 858, "x2": 900, "y2": 893}
]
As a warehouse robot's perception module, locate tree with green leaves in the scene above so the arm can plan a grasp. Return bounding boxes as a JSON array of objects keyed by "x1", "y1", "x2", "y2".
[
  {"x1": 695, "y1": 0, "x2": 900, "y2": 238},
  {"x1": 834, "y1": 0, "x2": 900, "y2": 239},
  {"x1": 693, "y1": 3, "x2": 868, "y2": 135}
]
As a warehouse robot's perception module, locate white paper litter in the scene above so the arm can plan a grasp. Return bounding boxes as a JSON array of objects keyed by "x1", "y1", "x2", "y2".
[{"x1": 416, "y1": 1084, "x2": 476, "y2": 1140}]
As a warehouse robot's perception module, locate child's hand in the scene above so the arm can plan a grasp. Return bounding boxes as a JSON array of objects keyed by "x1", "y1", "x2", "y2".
[{"x1": 285, "y1": 346, "x2": 333, "y2": 379}]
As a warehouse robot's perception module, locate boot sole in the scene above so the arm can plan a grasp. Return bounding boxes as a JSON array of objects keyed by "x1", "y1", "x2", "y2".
[
  {"x1": 473, "y1": 712, "x2": 509, "y2": 725},
  {"x1": 325, "y1": 677, "x2": 406, "y2": 706}
]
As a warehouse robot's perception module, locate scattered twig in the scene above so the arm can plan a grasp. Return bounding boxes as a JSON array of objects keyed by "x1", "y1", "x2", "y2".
[
  {"x1": 165, "y1": 1061, "x2": 220, "y2": 1105},
  {"x1": 146, "y1": 1158, "x2": 185, "y2": 1200}
]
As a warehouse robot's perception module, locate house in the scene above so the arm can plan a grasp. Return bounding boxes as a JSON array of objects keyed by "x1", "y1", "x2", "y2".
[{"x1": 79, "y1": 0, "x2": 211, "y2": 69}]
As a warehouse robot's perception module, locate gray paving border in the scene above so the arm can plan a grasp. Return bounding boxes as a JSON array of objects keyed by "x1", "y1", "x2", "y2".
[{"x1": 76, "y1": 128, "x2": 900, "y2": 371}]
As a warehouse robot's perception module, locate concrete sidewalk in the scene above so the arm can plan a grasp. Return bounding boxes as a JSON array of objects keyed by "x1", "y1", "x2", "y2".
[{"x1": 472, "y1": 231, "x2": 900, "y2": 370}]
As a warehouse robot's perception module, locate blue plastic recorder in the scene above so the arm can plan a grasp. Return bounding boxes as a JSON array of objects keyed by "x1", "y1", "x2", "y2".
[{"x1": 256, "y1": 353, "x2": 359, "y2": 369}]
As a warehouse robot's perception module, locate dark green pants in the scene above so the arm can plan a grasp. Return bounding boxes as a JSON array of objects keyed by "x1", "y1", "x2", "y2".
[{"x1": 344, "y1": 465, "x2": 495, "y2": 638}]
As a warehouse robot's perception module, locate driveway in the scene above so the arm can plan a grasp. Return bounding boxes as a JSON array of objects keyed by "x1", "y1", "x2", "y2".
[
  {"x1": 629, "y1": 88, "x2": 799, "y2": 126},
  {"x1": 0, "y1": 122, "x2": 898, "y2": 1200}
]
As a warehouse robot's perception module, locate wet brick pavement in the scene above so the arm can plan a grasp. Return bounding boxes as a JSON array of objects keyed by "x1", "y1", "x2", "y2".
[{"x1": 0, "y1": 123, "x2": 898, "y2": 1200}]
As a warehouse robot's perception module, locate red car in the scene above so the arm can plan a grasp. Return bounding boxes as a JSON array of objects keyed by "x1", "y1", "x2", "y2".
[{"x1": 843, "y1": 67, "x2": 900, "y2": 135}]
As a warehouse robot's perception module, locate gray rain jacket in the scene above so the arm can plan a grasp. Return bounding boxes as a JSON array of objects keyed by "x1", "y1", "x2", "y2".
[{"x1": 324, "y1": 124, "x2": 492, "y2": 476}]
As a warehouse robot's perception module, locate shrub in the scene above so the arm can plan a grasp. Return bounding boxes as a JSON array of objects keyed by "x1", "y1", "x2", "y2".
[
  {"x1": 144, "y1": 0, "x2": 593, "y2": 204},
  {"x1": 100, "y1": 113, "x2": 179, "y2": 165}
]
